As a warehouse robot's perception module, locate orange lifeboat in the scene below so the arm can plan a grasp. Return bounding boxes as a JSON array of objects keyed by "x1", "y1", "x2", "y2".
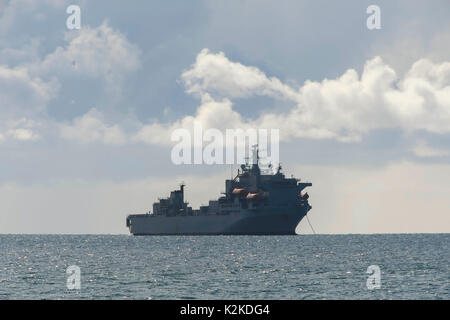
[
  {"x1": 232, "y1": 188, "x2": 248, "y2": 196},
  {"x1": 246, "y1": 193, "x2": 260, "y2": 200}
]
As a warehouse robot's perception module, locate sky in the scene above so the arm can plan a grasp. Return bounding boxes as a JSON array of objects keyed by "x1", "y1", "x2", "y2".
[{"x1": 0, "y1": 0, "x2": 449, "y2": 234}]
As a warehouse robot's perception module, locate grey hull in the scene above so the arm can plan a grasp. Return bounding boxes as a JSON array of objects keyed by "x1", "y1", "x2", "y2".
[{"x1": 127, "y1": 205, "x2": 309, "y2": 235}]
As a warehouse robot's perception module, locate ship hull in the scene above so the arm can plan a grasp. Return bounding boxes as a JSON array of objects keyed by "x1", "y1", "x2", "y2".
[{"x1": 127, "y1": 205, "x2": 310, "y2": 235}]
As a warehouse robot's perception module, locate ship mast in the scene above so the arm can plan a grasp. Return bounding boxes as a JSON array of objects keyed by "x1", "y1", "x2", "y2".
[{"x1": 252, "y1": 144, "x2": 259, "y2": 166}]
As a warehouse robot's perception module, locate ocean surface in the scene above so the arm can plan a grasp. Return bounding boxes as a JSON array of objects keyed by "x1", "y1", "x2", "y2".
[{"x1": 0, "y1": 234, "x2": 448, "y2": 300}]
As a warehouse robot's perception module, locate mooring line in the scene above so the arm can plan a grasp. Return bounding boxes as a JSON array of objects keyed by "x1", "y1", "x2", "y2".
[{"x1": 306, "y1": 214, "x2": 316, "y2": 235}]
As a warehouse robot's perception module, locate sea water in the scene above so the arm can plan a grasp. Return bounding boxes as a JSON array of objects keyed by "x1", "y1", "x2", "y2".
[{"x1": 0, "y1": 234, "x2": 448, "y2": 299}]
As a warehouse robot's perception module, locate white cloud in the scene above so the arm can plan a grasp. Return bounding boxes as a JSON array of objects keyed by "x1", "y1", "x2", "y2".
[
  {"x1": 412, "y1": 139, "x2": 449, "y2": 158},
  {"x1": 0, "y1": 65, "x2": 58, "y2": 117},
  {"x1": 0, "y1": 118, "x2": 42, "y2": 142},
  {"x1": 7, "y1": 128, "x2": 40, "y2": 141},
  {"x1": 133, "y1": 93, "x2": 245, "y2": 145},
  {"x1": 158, "y1": 50, "x2": 450, "y2": 144},
  {"x1": 0, "y1": 38, "x2": 41, "y2": 66},
  {"x1": 60, "y1": 108, "x2": 127, "y2": 145},
  {"x1": 0, "y1": 21, "x2": 141, "y2": 144},
  {"x1": 181, "y1": 48, "x2": 298, "y2": 100},
  {"x1": 2, "y1": 42, "x2": 448, "y2": 147},
  {"x1": 35, "y1": 21, "x2": 141, "y2": 92},
  {"x1": 65, "y1": 49, "x2": 450, "y2": 147}
]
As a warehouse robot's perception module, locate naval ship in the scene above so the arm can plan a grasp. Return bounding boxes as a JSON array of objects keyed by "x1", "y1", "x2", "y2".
[{"x1": 126, "y1": 147, "x2": 312, "y2": 235}]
